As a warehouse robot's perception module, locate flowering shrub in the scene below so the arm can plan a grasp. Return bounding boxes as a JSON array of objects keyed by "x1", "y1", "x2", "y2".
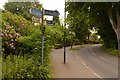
[
  {"x1": 2, "y1": 10, "x2": 53, "y2": 78},
  {"x1": 2, "y1": 11, "x2": 37, "y2": 55},
  {"x1": 2, "y1": 24, "x2": 21, "y2": 55}
]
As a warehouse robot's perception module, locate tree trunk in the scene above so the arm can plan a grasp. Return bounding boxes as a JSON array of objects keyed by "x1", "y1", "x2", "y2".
[
  {"x1": 108, "y1": 7, "x2": 120, "y2": 52},
  {"x1": 116, "y1": 7, "x2": 120, "y2": 52},
  {"x1": 117, "y1": 26, "x2": 120, "y2": 52}
]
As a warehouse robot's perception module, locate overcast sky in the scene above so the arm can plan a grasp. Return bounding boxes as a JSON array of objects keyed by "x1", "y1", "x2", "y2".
[{"x1": 0, "y1": 0, "x2": 65, "y2": 21}]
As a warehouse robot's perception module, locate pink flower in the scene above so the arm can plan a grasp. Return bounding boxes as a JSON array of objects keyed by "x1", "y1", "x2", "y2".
[
  {"x1": 11, "y1": 43, "x2": 14, "y2": 45},
  {"x1": 1, "y1": 33, "x2": 4, "y2": 37},
  {"x1": 9, "y1": 34, "x2": 12, "y2": 38},
  {"x1": 10, "y1": 45, "x2": 14, "y2": 48}
]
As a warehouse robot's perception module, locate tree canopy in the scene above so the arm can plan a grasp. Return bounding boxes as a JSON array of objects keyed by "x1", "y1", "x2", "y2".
[
  {"x1": 66, "y1": 2, "x2": 120, "y2": 52},
  {"x1": 4, "y1": 2, "x2": 42, "y2": 21}
]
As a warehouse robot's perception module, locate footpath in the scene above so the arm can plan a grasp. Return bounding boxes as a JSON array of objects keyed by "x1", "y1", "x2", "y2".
[{"x1": 51, "y1": 45, "x2": 98, "y2": 78}]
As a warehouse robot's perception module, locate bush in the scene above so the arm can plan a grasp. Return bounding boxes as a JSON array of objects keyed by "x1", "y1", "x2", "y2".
[
  {"x1": 2, "y1": 10, "x2": 36, "y2": 55},
  {"x1": 2, "y1": 10, "x2": 53, "y2": 79},
  {"x1": 2, "y1": 53, "x2": 53, "y2": 79}
]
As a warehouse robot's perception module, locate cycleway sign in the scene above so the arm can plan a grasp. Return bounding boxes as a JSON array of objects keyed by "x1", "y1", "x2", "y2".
[
  {"x1": 30, "y1": 8, "x2": 60, "y2": 64},
  {"x1": 30, "y1": 9, "x2": 42, "y2": 17},
  {"x1": 30, "y1": 8, "x2": 60, "y2": 17},
  {"x1": 45, "y1": 20, "x2": 55, "y2": 25}
]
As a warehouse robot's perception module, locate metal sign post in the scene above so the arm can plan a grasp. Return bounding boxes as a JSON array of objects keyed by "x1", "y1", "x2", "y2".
[
  {"x1": 64, "y1": 0, "x2": 66, "y2": 64},
  {"x1": 30, "y1": 8, "x2": 60, "y2": 65},
  {"x1": 41, "y1": 7, "x2": 44, "y2": 65},
  {"x1": 30, "y1": 8, "x2": 44, "y2": 64}
]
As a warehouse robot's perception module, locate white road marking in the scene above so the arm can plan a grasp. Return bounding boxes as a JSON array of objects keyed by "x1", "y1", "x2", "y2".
[
  {"x1": 99, "y1": 57, "x2": 109, "y2": 62},
  {"x1": 75, "y1": 51, "x2": 103, "y2": 79}
]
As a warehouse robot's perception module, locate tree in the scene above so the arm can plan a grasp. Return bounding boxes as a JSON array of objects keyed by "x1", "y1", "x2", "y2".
[
  {"x1": 85, "y1": 2, "x2": 119, "y2": 51},
  {"x1": 108, "y1": 3, "x2": 120, "y2": 52},
  {"x1": 4, "y1": 2, "x2": 42, "y2": 21},
  {"x1": 66, "y1": 2, "x2": 119, "y2": 52},
  {"x1": 53, "y1": 16, "x2": 60, "y2": 25},
  {"x1": 66, "y1": 2, "x2": 90, "y2": 45}
]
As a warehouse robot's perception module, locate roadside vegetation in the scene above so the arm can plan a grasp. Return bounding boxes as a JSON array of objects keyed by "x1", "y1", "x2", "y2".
[
  {"x1": 1, "y1": 2, "x2": 64, "y2": 79},
  {"x1": 69, "y1": 45, "x2": 84, "y2": 51},
  {"x1": 1, "y1": 1, "x2": 120, "y2": 79},
  {"x1": 101, "y1": 46, "x2": 120, "y2": 58},
  {"x1": 2, "y1": 10, "x2": 53, "y2": 79},
  {"x1": 66, "y1": 2, "x2": 120, "y2": 53}
]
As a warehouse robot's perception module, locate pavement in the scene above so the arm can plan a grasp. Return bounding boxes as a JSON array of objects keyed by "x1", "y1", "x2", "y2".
[
  {"x1": 51, "y1": 44, "x2": 118, "y2": 79},
  {"x1": 51, "y1": 45, "x2": 98, "y2": 78}
]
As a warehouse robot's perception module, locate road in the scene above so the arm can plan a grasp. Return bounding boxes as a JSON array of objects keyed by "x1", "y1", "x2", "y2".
[
  {"x1": 51, "y1": 44, "x2": 118, "y2": 79},
  {"x1": 76, "y1": 44, "x2": 118, "y2": 78}
]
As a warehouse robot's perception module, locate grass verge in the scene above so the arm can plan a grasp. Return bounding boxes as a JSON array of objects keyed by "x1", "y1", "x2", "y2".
[
  {"x1": 69, "y1": 45, "x2": 84, "y2": 51},
  {"x1": 101, "y1": 46, "x2": 120, "y2": 58}
]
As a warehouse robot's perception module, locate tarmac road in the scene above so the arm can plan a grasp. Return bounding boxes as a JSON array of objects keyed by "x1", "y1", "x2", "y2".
[
  {"x1": 76, "y1": 44, "x2": 118, "y2": 78},
  {"x1": 51, "y1": 44, "x2": 118, "y2": 79}
]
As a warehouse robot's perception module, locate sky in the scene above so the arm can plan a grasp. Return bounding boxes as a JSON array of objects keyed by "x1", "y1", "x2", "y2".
[
  {"x1": 0, "y1": 0, "x2": 65, "y2": 21},
  {"x1": 40, "y1": 0, "x2": 65, "y2": 21}
]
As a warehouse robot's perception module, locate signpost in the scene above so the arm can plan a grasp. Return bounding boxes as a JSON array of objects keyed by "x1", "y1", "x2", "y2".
[
  {"x1": 45, "y1": 20, "x2": 55, "y2": 25},
  {"x1": 30, "y1": 8, "x2": 60, "y2": 65},
  {"x1": 30, "y1": 8, "x2": 44, "y2": 64},
  {"x1": 44, "y1": 10, "x2": 60, "y2": 16},
  {"x1": 64, "y1": 1, "x2": 66, "y2": 64},
  {"x1": 32, "y1": 17, "x2": 42, "y2": 23},
  {"x1": 30, "y1": 9, "x2": 42, "y2": 17},
  {"x1": 41, "y1": 8, "x2": 44, "y2": 65}
]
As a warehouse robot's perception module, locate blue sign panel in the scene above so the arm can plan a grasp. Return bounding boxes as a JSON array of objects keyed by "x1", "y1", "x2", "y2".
[{"x1": 30, "y1": 9, "x2": 42, "y2": 17}]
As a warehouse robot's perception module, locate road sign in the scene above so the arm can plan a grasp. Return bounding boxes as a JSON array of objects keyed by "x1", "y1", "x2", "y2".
[
  {"x1": 44, "y1": 10, "x2": 60, "y2": 16},
  {"x1": 45, "y1": 20, "x2": 55, "y2": 25},
  {"x1": 32, "y1": 17, "x2": 42, "y2": 23},
  {"x1": 30, "y1": 9, "x2": 42, "y2": 17}
]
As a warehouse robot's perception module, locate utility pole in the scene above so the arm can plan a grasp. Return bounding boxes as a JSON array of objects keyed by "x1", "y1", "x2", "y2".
[
  {"x1": 64, "y1": 0, "x2": 66, "y2": 64},
  {"x1": 41, "y1": 7, "x2": 44, "y2": 65}
]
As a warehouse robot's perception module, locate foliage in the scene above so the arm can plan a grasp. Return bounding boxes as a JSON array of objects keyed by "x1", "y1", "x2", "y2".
[
  {"x1": 2, "y1": 1, "x2": 71, "y2": 79},
  {"x1": 53, "y1": 16, "x2": 60, "y2": 25},
  {"x1": 2, "y1": 53, "x2": 53, "y2": 79},
  {"x1": 89, "y1": 33, "x2": 99, "y2": 43},
  {"x1": 66, "y1": 2, "x2": 118, "y2": 49},
  {"x1": 101, "y1": 46, "x2": 119, "y2": 57},
  {"x1": 45, "y1": 24, "x2": 64, "y2": 49},
  {"x1": 2, "y1": 10, "x2": 41, "y2": 55},
  {"x1": 4, "y1": 2, "x2": 42, "y2": 21},
  {"x1": 66, "y1": 2, "x2": 91, "y2": 45},
  {"x1": 2, "y1": 10, "x2": 53, "y2": 78}
]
